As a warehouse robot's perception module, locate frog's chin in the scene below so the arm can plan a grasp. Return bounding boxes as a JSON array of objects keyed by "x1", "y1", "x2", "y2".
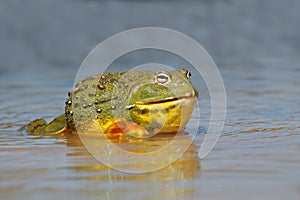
[
  {"x1": 157, "y1": 96, "x2": 197, "y2": 133},
  {"x1": 129, "y1": 95, "x2": 197, "y2": 134}
]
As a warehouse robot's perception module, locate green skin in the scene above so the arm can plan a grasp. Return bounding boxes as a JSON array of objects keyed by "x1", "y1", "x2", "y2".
[{"x1": 23, "y1": 69, "x2": 197, "y2": 137}]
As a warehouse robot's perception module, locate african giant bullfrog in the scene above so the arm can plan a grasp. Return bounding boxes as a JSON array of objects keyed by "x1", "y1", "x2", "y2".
[{"x1": 22, "y1": 69, "x2": 198, "y2": 139}]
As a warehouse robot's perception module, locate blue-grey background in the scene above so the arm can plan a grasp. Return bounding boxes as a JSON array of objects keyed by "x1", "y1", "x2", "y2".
[{"x1": 1, "y1": 0, "x2": 299, "y2": 72}]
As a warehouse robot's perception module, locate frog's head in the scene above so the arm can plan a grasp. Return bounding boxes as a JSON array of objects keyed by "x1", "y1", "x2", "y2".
[{"x1": 122, "y1": 69, "x2": 198, "y2": 135}]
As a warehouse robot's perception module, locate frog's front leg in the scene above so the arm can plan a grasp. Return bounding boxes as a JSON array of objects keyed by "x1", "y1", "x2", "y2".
[{"x1": 105, "y1": 119, "x2": 150, "y2": 140}]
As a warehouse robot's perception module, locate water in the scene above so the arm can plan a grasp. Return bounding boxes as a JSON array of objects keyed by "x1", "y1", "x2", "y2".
[
  {"x1": 1, "y1": 0, "x2": 300, "y2": 199},
  {"x1": 1, "y1": 65, "x2": 299, "y2": 199}
]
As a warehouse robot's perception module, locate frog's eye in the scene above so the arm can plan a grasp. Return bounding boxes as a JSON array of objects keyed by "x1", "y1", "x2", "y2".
[
  {"x1": 186, "y1": 71, "x2": 192, "y2": 79},
  {"x1": 156, "y1": 72, "x2": 170, "y2": 84}
]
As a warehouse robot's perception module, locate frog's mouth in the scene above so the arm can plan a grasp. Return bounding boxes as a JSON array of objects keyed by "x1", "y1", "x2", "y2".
[
  {"x1": 125, "y1": 93, "x2": 196, "y2": 110},
  {"x1": 125, "y1": 93, "x2": 197, "y2": 134}
]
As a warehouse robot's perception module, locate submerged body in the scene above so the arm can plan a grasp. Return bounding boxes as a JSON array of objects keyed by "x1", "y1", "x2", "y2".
[{"x1": 24, "y1": 69, "x2": 198, "y2": 139}]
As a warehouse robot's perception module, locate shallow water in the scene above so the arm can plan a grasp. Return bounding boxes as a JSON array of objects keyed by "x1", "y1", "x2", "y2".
[
  {"x1": 1, "y1": 0, "x2": 300, "y2": 199},
  {"x1": 1, "y1": 64, "x2": 299, "y2": 200}
]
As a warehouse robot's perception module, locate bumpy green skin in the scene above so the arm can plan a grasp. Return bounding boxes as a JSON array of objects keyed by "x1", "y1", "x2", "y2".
[
  {"x1": 24, "y1": 69, "x2": 197, "y2": 135},
  {"x1": 65, "y1": 72, "x2": 121, "y2": 132}
]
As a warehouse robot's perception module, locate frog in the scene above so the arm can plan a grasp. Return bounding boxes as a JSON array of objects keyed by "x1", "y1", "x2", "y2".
[{"x1": 22, "y1": 69, "x2": 198, "y2": 139}]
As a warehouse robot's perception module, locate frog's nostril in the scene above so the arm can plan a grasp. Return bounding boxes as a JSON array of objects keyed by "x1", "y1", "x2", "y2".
[{"x1": 186, "y1": 71, "x2": 192, "y2": 79}]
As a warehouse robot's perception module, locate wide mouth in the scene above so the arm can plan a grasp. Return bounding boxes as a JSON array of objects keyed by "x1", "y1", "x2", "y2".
[{"x1": 125, "y1": 94, "x2": 197, "y2": 110}]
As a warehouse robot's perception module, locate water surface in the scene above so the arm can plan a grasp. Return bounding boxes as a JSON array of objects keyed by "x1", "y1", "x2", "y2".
[{"x1": 1, "y1": 64, "x2": 299, "y2": 200}]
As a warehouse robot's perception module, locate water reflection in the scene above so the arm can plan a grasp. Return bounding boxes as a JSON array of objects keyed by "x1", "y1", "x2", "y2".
[{"x1": 64, "y1": 133, "x2": 201, "y2": 199}]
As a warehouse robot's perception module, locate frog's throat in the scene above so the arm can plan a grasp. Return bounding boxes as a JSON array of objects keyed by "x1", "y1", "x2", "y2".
[{"x1": 125, "y1": 94, "x2": 196, "y2": 110}]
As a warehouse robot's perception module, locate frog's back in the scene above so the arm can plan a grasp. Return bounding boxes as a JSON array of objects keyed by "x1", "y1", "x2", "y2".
[
  {"x1": 22, "y1": 71, "x2": 149, "y2": 134},
  {"x1": 65, "y1": 71, "x2": 150, "y2": 130}
]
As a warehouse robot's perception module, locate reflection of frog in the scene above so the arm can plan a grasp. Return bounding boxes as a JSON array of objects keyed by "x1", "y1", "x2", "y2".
[
  {"x1": 22, "y1": 69, "x2": 198, "y2": 139},
  {"x1": 66, "y1": 134, "x2": 201, "y2": 199}
]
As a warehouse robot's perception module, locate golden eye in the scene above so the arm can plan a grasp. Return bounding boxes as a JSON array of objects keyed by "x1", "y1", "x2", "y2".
[
  {"x1": 156, "y1": 72, "x2": 170, "y2": 84},
  {"x1": 186, "y1": 71, "x2": 192, "y2": 79}
]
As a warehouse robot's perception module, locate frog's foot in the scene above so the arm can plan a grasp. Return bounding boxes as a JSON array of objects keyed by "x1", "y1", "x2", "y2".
[
  {"x1": 20, "y1": 118, "x2": 47, "y2": 134},
  {"x1": 106, "y1": 120, "x2": 150, "y2": 140},
  {"x1": 21, "y1": 114, "x2": 68, "y2": 135}
]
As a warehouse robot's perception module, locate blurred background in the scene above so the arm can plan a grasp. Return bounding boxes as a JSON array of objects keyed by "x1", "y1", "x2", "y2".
[
  {"x1": 1, "y1": 0, "x2": 299, "y2": 73},
  {"x1": 0, "y1": 0, "x2": 300, "y2": 200}
]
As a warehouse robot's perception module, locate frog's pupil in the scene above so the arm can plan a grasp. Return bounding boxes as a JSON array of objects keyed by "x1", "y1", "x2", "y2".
[{"x1": 157, "y1": 74, "x2": 169, "y2": 83}]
